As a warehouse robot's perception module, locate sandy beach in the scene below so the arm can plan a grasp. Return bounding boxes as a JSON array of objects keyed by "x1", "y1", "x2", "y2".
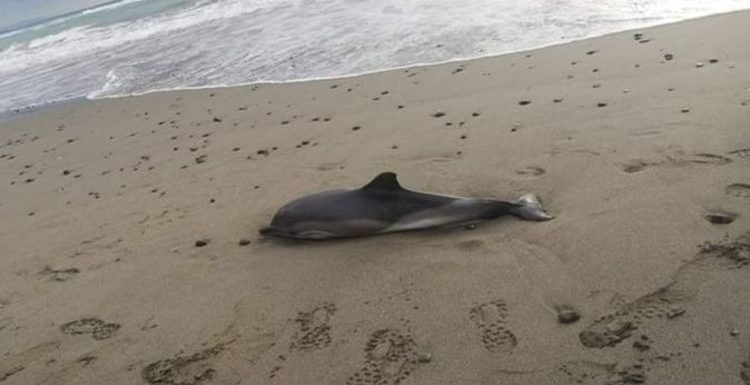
[{"x1": 1, "y1": 9, "x2": 750, "y2": 385}]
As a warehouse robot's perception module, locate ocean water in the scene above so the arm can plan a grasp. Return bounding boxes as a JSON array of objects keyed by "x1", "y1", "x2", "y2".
[{"x1": 1, "y1": 0, "x2": 749, "y2": 114}]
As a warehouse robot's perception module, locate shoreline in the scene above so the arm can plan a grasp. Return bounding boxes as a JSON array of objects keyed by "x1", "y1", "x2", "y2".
[
  {"x1": 1, "y1": 9, "x2": 749, "y2": 385},
  {"x1": 3, "y1": 7, "x2": 750, "y2": 121}
]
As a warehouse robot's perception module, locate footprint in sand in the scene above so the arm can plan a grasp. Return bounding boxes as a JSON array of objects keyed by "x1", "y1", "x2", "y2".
[
  {"x1": 39, "y1": 266, "x2": 80, "y2": 282},
  {"x1": 0, "y1": 366, "x2": 25, "y2": 382},
  {"x1": 141, "y1": 344, "x2": 225, "y2": 385},
  {"x1": 289, "y1": 302, "x2": 337, "y2": 351},
  {"x1": 494, "y1": 360, "x2": 615, "y2": 385},
  {"x1": 618, "y1": 152, "x2": 732, "y2": 173},
  {"x1": 60, "y1": 318, "x2": 120, "y2": 340},
  {"x1": 346, "y1": 328, "x2": 425, "y2": 385},
  {"x1": 579, "y1": 233, "x2": 750, "y2": 348},
  {"x1": 469, "y1": 299, "x2": 517, "y2": 353},
  {"x1": 726, "y1": 183, "x2": 750, "y2": 201},
  {"x1": 741, "y1": 356, "x2": 750, "y2": 384},
  {"x1": 728, "y1": 148, "x2": 750, "y2": 159}
]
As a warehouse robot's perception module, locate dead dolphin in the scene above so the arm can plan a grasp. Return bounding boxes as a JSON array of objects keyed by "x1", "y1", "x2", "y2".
[{"x1": 260, "y1": 172, "x2": 553, "y2": 239}]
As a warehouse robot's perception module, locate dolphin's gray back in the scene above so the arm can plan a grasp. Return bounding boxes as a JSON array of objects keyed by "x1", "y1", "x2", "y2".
[
  {"x1": 263, "y1": 172, "x2": 533, "y2": 239},
  {"x1": 270, "y1": 188, "x2": 459, "y2": 236}
]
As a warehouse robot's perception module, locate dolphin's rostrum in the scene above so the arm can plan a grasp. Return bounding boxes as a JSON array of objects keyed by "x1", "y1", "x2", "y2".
[{"x1": 260, "y1": 172, "x2": 553, "y2": 239}]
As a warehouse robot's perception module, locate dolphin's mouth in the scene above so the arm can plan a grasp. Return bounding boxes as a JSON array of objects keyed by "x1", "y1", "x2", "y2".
[{"x1": 259, "y1": 226, "x2": 279, "y2": 235}]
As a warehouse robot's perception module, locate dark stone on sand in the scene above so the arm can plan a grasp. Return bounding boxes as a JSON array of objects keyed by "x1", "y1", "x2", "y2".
[
  {"x1": 664, "y1": 53, "x2": 673, "y2": 61},
  {"x1": 518, "y1": 100, "x2": 531, "y2": 106},
  {"x1": 472, "y1": 112, "x2": 480, "y2": 117},
  {"x1": 709, "y1": 59, "x2": 719, "y2": 63},
  {"x1": 705, "y1": 212, "x2": 735, "y2": 224},
  {"x1": 213, "y1": 117, "x2": 222, "y2": 122},
  {"x1": 62, "y1": 170, "x2": 71, "y2": 175},
  {"x1": 195, "y1": 239, "x2": 210, "y2": 247},
  {"x1": 556, "y1": 306, "x2": 580, "y2": 324},
  {"x1": 632, "y1": 340, "x2": 650, "y2": 351},
  {"x1": 195, "y1": 155, "x2": 207, "y2": 164},
  {"x1": 634, "y1": 33, "x2": 643, "y2": 40},
  {"x1": 238, "y1": 239, "x2": 251, "y2": 246},
  {"x1": 597, "y1": 103, "x2": 607, "y2": 107},
  {"x1": 351, "y1": 126, "x2": 361, "y2": 131},
  {"x1": 432, "y1": 112, "x2": 445, "y2": 118},
  {"x1": 586, "y1": 50, "x2": 597, "y2": 55}
]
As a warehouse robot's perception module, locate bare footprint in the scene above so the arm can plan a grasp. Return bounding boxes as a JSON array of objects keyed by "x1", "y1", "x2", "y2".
[
  {"x1": 346, "y1": 328, "x2": 424, "y2": 385},
  {"x1": 60, "y1": 318, "x2": 120, "y2": 340},
  {"x1": 290, "y1": 302, "x2": 336, "y2": 351},
  {"x1": 580, "y1": 234, "x2": 750, "y2": 348},
  {"x1": 469, "y1": 299, "x2": 517, "y2": 353}
]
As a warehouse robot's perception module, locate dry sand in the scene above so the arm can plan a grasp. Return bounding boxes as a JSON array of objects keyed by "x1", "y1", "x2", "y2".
[{"x1": 1, "y1": 10, "x2": 750, "y2": 385}]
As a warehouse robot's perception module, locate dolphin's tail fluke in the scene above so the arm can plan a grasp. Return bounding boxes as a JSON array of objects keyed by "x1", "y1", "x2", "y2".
[{"x1": 509, "y1": 193, "x2": 555, "y2": 221}]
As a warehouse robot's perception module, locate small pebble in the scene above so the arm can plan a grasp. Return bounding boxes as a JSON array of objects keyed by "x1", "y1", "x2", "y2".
[
  {"x1": 238, "y1": 239, "x2": 252, "y2": 246},
  {"x1": 417, "y1": 353, "x2": 432, "y2": 363},
  {"x1": 195, "y1": 239, "x2": 210, "y2": 247},
  {"x1": 557, "y1": 306, "x2": 581, "y2": 324},
  {"x1": 680, "y1": 107, "x2": 691, "y2": 113},
  {"x1": 731, "y1": 329, "x2": 740, "y2": 336},
  {"x1": 705, "y1": 212, "x2": 735, "y2": 224}
]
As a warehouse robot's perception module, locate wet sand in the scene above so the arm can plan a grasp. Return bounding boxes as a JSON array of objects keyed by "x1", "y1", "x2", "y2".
[{"x1": 1, "y1": 10, "x2": 750, "y2": 385}]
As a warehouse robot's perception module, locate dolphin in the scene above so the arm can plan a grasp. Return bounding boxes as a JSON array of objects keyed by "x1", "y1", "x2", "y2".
[{"x1": 259, "y1": 172, "x2": 553, "y2": 239}]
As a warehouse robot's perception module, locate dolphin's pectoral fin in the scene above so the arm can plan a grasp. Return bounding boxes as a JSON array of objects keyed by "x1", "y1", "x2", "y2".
[
  {"x1": 361, "y1": 172, "x2": 404, "y2": 191},
  {"x1": 510, "y1": 193, "x2": 555, "y2": 221}
]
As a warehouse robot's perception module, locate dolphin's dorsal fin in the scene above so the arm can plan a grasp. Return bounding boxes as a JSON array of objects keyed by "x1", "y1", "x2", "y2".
[{"x1": 361, "y1": 172, "x2": 403, "y2": 191}]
